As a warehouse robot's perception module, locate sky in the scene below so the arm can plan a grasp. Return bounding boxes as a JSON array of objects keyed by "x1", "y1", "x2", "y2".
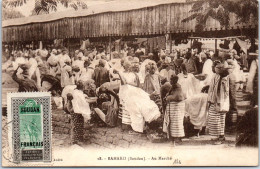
[
  {"x1": 14, "y1": 0, "x2": 186, "y2": 17},
  {"x1": 15, "y1": 0, "x2": 113, "y2": 17}
]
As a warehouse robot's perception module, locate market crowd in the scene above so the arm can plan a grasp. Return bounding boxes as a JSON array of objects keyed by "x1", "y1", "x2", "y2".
[{"x1": 2, "y1": 41, "x2": 258, "y2": 147}]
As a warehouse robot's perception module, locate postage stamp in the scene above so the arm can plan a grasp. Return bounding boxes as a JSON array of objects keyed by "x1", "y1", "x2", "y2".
[{"x1": 7, "y1": 92, "x2": 52, "y2": 164}]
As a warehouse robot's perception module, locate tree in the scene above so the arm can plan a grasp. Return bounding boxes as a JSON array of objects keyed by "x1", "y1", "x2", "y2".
[
  {"x1": 2, "y1": 8, "x2": 25, "y2": 20},
  {"x1": 182, "y1": 0, "x2": 258, "y2": 32},
  {"x1": 3, "y1": 0, "x2": 88, "y2": 15}
]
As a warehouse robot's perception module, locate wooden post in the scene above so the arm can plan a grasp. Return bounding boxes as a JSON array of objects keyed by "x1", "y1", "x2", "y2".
[
  {"x1": 215, "y1": 39, "x2": 217, "y2": 54},
  {"x1": 169, "y1": 33, "x2": 172, "y2": 53},
  {"x1": 67, "y1": 38, "x2": 70, "y2": 50},
  {"x1": 109, "y1": 36, "x2": 112, "y2": 60}
]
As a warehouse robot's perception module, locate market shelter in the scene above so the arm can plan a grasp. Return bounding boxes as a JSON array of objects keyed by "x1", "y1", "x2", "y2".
[{"x1": 2, "y1": 0, "x2": 256, "y2": 43}]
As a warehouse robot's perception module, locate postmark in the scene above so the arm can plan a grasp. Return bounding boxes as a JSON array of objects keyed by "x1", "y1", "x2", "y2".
[{"x1": 7, "y1": 92, "x2": 52, "y2": 164}]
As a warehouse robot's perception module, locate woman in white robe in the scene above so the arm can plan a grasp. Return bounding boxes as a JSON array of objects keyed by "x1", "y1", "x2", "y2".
[
  {"x1": 72, "y1": 81, "x2": 97, "y2": 123},
  {"x1": 60, "y1": 62, "x2": 74, "y2": 88},
  {"x1": 140, "y1": 59, "x2": 159, "y2": 82},
  {"x1": 115, "y1": 62, "x2": 161, "y2": 133},
  {"x1": 202, "y1": 58, "x2": 214, "y2": 86},
  {"x1": 178, "y1": 65, "x2": 202, "y2": 99}
]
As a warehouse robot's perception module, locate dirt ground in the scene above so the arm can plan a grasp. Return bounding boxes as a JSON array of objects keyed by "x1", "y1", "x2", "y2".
[{"x1": 1, "y1": 71, "x2": 249, "y2": 150}]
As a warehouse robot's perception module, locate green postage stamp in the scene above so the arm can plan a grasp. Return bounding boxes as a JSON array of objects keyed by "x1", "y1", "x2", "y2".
[{"x1": 7, "y1": 92, "x2": 52, "y2": 164}]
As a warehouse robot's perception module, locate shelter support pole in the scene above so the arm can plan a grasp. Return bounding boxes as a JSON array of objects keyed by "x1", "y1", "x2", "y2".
[
  {"x1": 68, "y1": 38, "x2": 70, "y2": 51},
  {"x1": 215, "y1": 39, "x2": 217, "y2": 54},
  {"x1": 169, "y1": 34, "x2": 172, "y2": 53},
  {"x1": 190, "y1": 32, "x2": 193, "y2": 49},
  {"x1": 109, "y1": 36, "x2": 112, "y2": 60}
]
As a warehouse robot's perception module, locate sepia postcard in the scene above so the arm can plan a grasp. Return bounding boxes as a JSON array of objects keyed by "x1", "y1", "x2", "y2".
[{"x1": 1, "y1": 0, "x2": 259, "y2": 167}]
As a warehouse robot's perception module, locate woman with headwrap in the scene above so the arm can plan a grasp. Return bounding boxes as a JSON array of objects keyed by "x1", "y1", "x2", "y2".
[
  {"x1": 60, "y1": 58, "x2": 74, "y2": 88},
  {"x1": 71, "y1": 80, "x2": 97, "y2": 125},
  {"x1": 163, "y1": 75, "x2": 186, "y2": 145},
  {"x1": 143, "y1": 62, "x2": 162, "y2": 95},
  {"x1": 140, "y1": 58, "x2": 158, "y2": 81},
  {"x1": 143, "y1": 62, "x2": 164, "y2": 110},
  {"x1": 207, "y1": 62, "x2": 231, "y2": 145},
  {"x1": 114, "y1": 61, "x2": 161, "y2": 133},
  {"x1": 64, "y1": 93, "x2": 84, "y2": 144}
]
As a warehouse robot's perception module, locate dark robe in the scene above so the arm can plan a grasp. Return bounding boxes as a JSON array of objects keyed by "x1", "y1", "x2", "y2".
[
  {"x1": 185, "y1": 57, "x2": 198, "y2": 75},
  {"x1": 236, "y1": 107, "x2": 258, "y2": 147},
  {"x1": 93, "y1": 66, "x2": 110, "y2": 88},
  {"x1": 12, "y1": 69, "x2": 38, "y2": 92}
]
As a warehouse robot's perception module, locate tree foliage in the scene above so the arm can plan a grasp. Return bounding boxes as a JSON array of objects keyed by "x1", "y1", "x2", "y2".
[
  {"x1": 182, "y1": 0, "x2": 258, "y2": 32},
  {"x1": 3, "y1": 0, "x2": 88, "y2": 15},
  {"x1": 2, "y1": 8, "x2": 25, "y2": 20}
]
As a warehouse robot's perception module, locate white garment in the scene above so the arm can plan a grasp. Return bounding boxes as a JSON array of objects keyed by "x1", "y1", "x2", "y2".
[
  {"x1": 246, "y1": 59, "x2": 258, "y2": 93},
  {"x1": 202, "y1": 59, "x2": 214, "y2": 86},
  {"x1": 219, "y1": 76, "x2": 230, "y2": 112},
  {"x1": 79, "y1": 68, "x2": 94, "y2": 82},
  {"x1": 185, "y1": 93, "x2": 208, "y2": 129},
  {"x1": 72, "y1": 89, "x2": 91, "y2": 121},
  {"x1": 89, "y1": 59, "x2": 110, "y2": 70},
  {"x1": 47, "y1": 54, "x2": 59, "y2": 66},
  {"x1": 178, "y1": 73, "x2": 202, "y2": 99},
  {"x1": 12, "y1": 57, "x2": 26, "y2": 70},
  {"x1": 232, "y1": 59, "x2": 244, "y2": 82},
  {"x1": 40, "y1": 49, "x2": 48, "y2": 58},
  {"x1": 58, "y1": 54, "x2": 71, "y2": 67},
  {"x1": 137, "y1": 72, "x2": 144, "y2": 84},
  {"x1": 121, "y1": 50, "x2": 128, "y2": 58},
  {"x1": 60, "y1": 65, "x2": 74, "y2": 87},
  {"x1": 109, "y1": 59, "x2": 122, "y2": 70},
  {"x1": 53, "y1": 97, "x2": 63, "y2": 109},
  {"x1": 73, "y1": 71, "x2": 82, "y2": 83},
  {"x1": 123, "y1": 72, "x2": 137, "y2": 84},
  {"x1": 2, "y1": 59, "x2": 12, "y2": 71},
  {"x1": 165, "y1": 56, "x2": 171, "y2": 64},
  {"x1": 62, "y1": 85, "x2": 77, "y2": 106},
  {"x1": 140, "y1": 59, "x2": 159, "y2": 81},
  {"x1": 72, "y1": 60, "x2": 84, "y2": 71},
  {"x1": 27, "y1": 58, "x2": 41, "y2": 88},
  {"x1": 28, "y1": 58, "x2": 38, "y2": 79},
  {"x1": 159, "y1": 69, "x2": 175, "y2": 82},
  {"x1": 119, "y1": 84, "x2": 161, "y2": 132},
  {"x1": 49, "y1": 66, "x2": 60, "y2": 77}
]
